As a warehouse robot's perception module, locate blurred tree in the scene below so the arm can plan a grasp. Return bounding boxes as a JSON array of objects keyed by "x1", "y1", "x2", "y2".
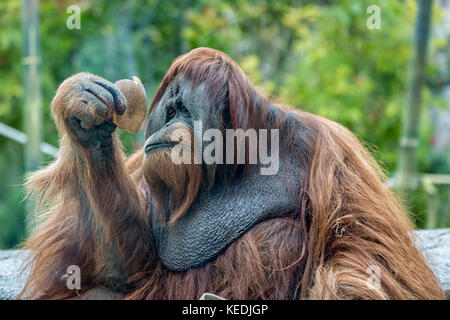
[
  {"x1": 22, "y1": 0, "x2": 43, "y2": 231},
  {"x1": 396, "y1": 0, "x2": 432, "y2": 210}
]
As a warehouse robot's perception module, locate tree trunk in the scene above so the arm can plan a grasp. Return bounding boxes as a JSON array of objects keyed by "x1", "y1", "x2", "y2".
[
  {"x1": 396, "y1": 0, "x2": 433, "y2": 207},
  {"x1": 22, "y1": 0, "x2": 42, "y2": 229}
]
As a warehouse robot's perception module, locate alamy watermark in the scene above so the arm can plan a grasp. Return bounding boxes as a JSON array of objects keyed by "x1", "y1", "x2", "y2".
[
  {"x1": 366, "y1": 5, "x2": 381, "y2": 30},
  {"x1": 64, "y1": 265, "x2": 81, "y2": 291},
  {"x1": 366, "y1": 264, "x2": 381, "y2": 291},
  {"x1": 157, "y1": 121, "x2": 280, "y2": 175},
  {"x1": 66, "y1": 5, "x2": 81, "y2": 30}
]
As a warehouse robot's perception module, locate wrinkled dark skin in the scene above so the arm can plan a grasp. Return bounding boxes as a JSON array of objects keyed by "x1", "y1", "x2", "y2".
[{"x1": 152, "y1": 165, "x2": 301, "y2": 270}]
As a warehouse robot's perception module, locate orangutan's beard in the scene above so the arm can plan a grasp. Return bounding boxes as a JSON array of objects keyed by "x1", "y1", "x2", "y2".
[{"x1": 143, "y1": 146, "x2": 203, "y2": 225}]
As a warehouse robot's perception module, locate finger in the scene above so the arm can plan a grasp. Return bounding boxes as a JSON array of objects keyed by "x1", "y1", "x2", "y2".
[
  {"x1": 82, "y1": 81, "x2": 115, "y2": 112},
  {"x1": 72, "y1": 101, "x2": 95, "y2": 130},
  {"x1": 91, "y1": 78, "x2": 127, "y2": 115},
  {"x1": 79, "y1": 110, "x2": 96, "y2": 130},
  {"x1": 66, "y1": 117, "x2": 91, "y2": 141},
  {"x1": 82, "y1": 90, "x2": 109, "y2": 119},
  {"x1": 67, "y1": 100, "x2": 96, "y2": 130}
]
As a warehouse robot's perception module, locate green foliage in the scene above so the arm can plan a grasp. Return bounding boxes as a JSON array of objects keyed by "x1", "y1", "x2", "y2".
[
  {"x1": 280, "y1": 0, "x2": 415, "y2": 171},
  {"x1": 0, "y1": 0, "x2": 448, "y2": 248}
]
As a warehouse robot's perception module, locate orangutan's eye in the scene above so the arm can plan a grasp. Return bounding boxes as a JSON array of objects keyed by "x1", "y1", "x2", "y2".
[{"x1": 167, "y1": 107, "x2": 176, "y2": 119}]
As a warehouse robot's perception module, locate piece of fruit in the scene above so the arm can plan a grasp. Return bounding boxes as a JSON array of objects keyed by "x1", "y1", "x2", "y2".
[{"x1": 113, "y1": 76, "x2": 147, "y2": 134}]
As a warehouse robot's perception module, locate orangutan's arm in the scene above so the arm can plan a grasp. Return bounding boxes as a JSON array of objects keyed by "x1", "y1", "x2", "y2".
[{"x1": 23, "y1": 73, "x2": 153, "y2": 297}]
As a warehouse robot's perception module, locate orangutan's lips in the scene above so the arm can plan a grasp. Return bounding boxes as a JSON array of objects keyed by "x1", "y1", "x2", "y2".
[{"x1": 144, "y1": 142, "x2": 177, "y2": 154}]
